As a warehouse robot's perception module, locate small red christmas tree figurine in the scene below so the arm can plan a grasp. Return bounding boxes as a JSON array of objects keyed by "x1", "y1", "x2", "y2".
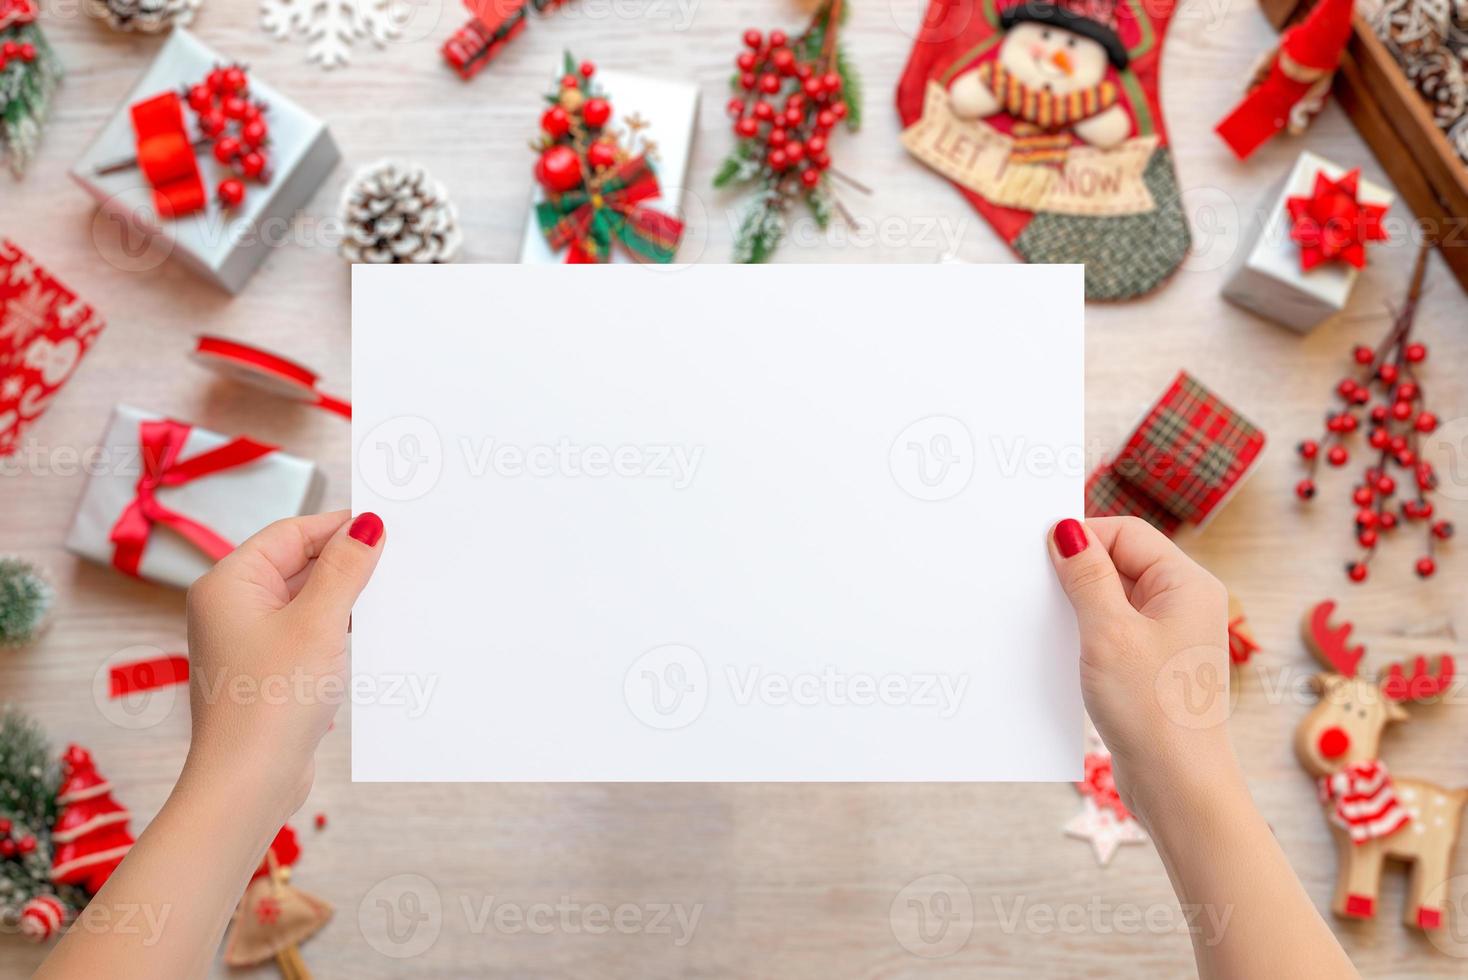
[{"x1": 49, "y1": 745, "x2": 134, "y2": 894}]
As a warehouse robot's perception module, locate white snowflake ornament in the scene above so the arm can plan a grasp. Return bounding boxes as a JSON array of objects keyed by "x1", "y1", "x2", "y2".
[
  {"x1": 259, "y1": 0, "x2": 404, "y2": 69},
  {"x1": 1065, "y1": 798, "x2": 1149, "y2": 865}
]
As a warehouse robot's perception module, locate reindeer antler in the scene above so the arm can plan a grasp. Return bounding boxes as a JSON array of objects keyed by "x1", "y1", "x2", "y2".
[
  {"x1": 1303, "y1": 600, "x2": 1365, "y2": 677},
  {"x1": 1380, "y1": 655, "x2": 1456, "y2": 702}
]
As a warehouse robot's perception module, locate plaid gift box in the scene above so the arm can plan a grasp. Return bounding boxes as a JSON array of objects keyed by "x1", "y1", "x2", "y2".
[{"x1": 1086, "y1": 372, "x2": 1265, "y2": 533}]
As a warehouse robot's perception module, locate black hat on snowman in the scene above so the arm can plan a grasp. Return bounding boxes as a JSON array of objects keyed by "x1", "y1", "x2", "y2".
[{"x1": 999, "y1": 0, "x2": 1130, "y2": 71}]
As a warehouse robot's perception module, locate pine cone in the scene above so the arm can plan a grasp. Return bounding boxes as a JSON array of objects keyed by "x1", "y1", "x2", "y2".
[
  {"x1": 339, "y1": 160, "x2": 463, "y2": 264},
  {"x1": 83, "y1": 0, "x2": 202, "y2": 33}
]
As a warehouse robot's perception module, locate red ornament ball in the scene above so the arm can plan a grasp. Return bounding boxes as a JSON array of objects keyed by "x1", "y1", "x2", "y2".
[
  {"x1": 1297, "y1": 439, "x2": 1319, "y2": 460},
  {"x1": 1347, "y1": 562, "x2": 1368, "y2": 583},
  {"x1": 579, "y1": 60, "x2": 595, "y2": 78},
  {"x1": 743, "y1": 29, "x2": 763, "y2": 48},
  {"x1": 582, "y1": 98, "x2": 613, "y2": 128},
  {"x1": 1295, "y1": 479, "x2": 1316, "y2": 500},
  {"x1": 1358, "y1": 529, "x2": 1378, "y2": 548},
  {"x1": 541, "y1": 106, "x2": 571, "y2": 137},
  {"x1": 769, "y1": 29, "x2": 788, "y2": 47},
  {"x1": 241, "y1": 119, "x2": 268, "y2": 148},
  {"x1": 1416, "y1": 557, "x2": 1437, "y2": 578},
  {"x1": 536, "y1": 145, "x2": 583, "y2": 192},
  {"x1": 1326, "y1": 446, "x2": 1348, "y2": 467},
  {"x1": 0, "y1": 838, "x2": 13, "y2": 858},
  {"x1": 1378, "y1": 363, "x2": 1399, "y2": 384},
  {"x1": 586, "y1": 141, "x2": 617, "y2": 170},
  {"x1": 1353, "y1": 345, "x2": 1374, "y2": 364},
  {"x1": 1415, "y1": 412, "x2": 1438, "y2": 433},
  {"x1": 1432, "y1": 520, "x2": 1455, "y2": 540},
  {"x1": 800, "y1": 167, "x2": 821, "y2": 188},
  {"x1": 734, "y1": 117, "x2": 759, "y2": 139},
  {"x1": 1405, "y1": 342, "x2": 1427, "y2": 363}
]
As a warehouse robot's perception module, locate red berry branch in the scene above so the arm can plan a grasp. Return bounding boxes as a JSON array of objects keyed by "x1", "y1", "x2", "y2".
[
  {"x1": 713, "y1": 0, "x2": 864, "y2": 262},
  {"x1": 1295, "y1": 241, "x2": 1452, "y2": 583},
  {"x1": 183, "y1": 64, "x2": 272, "y2": 209}
]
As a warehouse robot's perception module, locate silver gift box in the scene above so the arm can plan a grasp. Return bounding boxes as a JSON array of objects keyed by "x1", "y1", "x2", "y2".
[
  {"x1": 65, "y1": 404, "x2": 324, "y2": 589},
  {"x1": 69, "y1": 30, "x2": 340, "y2": 294},
  {"x1": 1221, "y1": 151, "x2": 1394, "y2": 333}
]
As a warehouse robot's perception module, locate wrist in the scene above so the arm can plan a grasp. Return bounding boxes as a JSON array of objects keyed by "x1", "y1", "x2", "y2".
[{"x1": 177, "y1": 746, "x2": 306, "y2": 833}]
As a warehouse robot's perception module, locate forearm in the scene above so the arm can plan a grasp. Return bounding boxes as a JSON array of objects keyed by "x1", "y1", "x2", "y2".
[
  {"x1": 1137, "y1": 759, "x2": 1358, "y2": 980},
  {"x1": 35, "y1": 764, "x2": 282, "y2": 980}
]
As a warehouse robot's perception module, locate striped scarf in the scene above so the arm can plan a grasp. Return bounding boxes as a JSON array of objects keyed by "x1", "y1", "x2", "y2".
[
  {"x1": 1318, "y1": 760, "x2": 1412, "y2": 845},
  {"x1": 977, "y1": 61, "x2": 1118, "y2": 130}
]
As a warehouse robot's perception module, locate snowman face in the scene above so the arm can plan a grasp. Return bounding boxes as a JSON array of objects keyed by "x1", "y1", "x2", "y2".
[{"x1": 998, "y1": 21, "x2": 1111, "y2": 93}]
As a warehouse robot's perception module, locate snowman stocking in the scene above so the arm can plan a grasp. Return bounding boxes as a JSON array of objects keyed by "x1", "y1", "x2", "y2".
[{"x1": 897, "y1": 0, "x2": 1191, "y2": 300}]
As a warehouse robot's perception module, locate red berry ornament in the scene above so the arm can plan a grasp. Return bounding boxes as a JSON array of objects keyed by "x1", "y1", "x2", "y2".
[
  {"x1": 217, "y1": 178, "x2": 246, "y2": 209},
  {"x1": 1347, "y1": 562, "x2": 1368, "y2": 583}
]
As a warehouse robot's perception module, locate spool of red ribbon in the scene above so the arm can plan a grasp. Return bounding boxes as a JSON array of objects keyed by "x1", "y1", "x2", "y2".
[
  {"x1": 130, "y1": 92, "x2": 207, "y2": 217},
  {"x1": 191, "y1": 336, "x2": 351, "y2": 419}
]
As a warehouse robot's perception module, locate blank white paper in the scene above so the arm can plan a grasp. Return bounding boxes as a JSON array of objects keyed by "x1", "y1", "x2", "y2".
[{"x1": 352, "y1": 264, "x2": 1084, "y2": 782}]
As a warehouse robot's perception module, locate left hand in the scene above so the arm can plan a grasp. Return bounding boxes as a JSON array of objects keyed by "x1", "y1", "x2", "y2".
[{"x1": 182, "y1": 510, "x2": 385, "y2": 824}]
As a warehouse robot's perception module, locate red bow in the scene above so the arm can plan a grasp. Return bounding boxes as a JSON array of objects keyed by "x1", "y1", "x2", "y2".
[
  {"x1": 130, "y1": 92, "x2": 206, "y2": 217},
  {"x1": 108, "y1": 419, "x2": 275, "y2": 577},
  {"x1": 1285, "y1": 168, "x2": 1388, "y2": 272}
]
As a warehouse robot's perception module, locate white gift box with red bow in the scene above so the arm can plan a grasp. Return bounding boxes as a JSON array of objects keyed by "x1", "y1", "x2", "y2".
[
  {"x1": 64, "y1": 404, "x2": 324, "y2": 589},
  {"x1": 1222, "y1": 151, "x2": 1393, "y2": 333}
]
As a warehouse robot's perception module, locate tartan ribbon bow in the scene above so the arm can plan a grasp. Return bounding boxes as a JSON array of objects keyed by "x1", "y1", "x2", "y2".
[
  {"x1": 109, "y1": 419, "x2": 276, "y2": 576},
  {"x1": 130, "y1": 92, "x2": 207, "y2": 218},
  {"x1": 536, "y1": 155, "x2": 683, "y2": 264}
]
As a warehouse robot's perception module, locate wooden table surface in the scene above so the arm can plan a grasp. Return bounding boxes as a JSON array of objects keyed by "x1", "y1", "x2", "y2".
[{"x1": 4, "y1": 1, "x2": 1468, "y2": 976}]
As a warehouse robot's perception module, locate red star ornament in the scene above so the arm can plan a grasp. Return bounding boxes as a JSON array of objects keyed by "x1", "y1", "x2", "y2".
[{"x1": 1285, "y1": 169, "x2": 1389, "y2": 272}]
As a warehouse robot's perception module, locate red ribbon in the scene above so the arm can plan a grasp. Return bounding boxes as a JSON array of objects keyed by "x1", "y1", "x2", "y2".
[
  {"x1": 109, "y1": 654, "x2": 190, "y2": 696},
  {"x1": 130, "y1": 92, "x2": 207, "y2": 217},
  {"x1": 108, "y1": 419, "x2": 276, "y2": 577},
  {"x1": 1285, "y1": 168, "x2": 1389, "y2": 272}
]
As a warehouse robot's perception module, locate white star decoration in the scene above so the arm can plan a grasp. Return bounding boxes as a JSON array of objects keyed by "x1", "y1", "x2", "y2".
[
  {"x1": 1066, "y1": 798, "x2": 1149, "y2": 865},
  {"x1": 1067, "y1": 713, "x2": 1149, "y2": 866}
]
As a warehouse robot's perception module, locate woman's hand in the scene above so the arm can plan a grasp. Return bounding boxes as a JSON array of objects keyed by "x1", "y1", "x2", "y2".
[
  {"x1": 183, "y1": 510, "x2": 385, "y2": 826},
  {"x1": 1046, "y1": 515, "x2": 1234, "y2": 827}
]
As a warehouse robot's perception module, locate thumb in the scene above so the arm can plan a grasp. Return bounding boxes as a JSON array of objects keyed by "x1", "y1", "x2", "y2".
[
  {"x1": 1047, "y1": 518, "x2": 1131, "y2": 632},
  {"x1": 295, "y1": 512, "x2": 386, "y2": 626}
]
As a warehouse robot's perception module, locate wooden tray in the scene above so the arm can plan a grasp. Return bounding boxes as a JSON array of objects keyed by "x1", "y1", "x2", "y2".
[{"x1": 1259, "y1": 0, "x2": 1468, "y2": 292}]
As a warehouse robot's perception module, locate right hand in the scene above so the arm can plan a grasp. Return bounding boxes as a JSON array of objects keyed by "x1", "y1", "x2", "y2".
[{"x1": 1045, "y1": 516, "x2": 1236, "y2": 825}]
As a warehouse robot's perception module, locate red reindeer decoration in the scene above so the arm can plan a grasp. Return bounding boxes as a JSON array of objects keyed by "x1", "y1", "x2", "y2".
[{"x1": 1297, "y1": 600, "x2": 1467, "y2": 929}]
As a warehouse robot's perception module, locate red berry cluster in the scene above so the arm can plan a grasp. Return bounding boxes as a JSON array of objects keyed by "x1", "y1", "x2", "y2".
[
  {"x1": 725, "y1": 28, "x2": 848, "y2": 191},
  {"x1": 1295, "y1": 248, "x2": 1451, "y2": 582},
  {"x1": 0, "y1": 817, "x2": 37, "y2": 860},
  {"x1": 533, "y1": 60, "x2": 620, "y2": 195},
  {"x1": 0, "y1": 37, "x2": 37, "y2": 71},
  {"x1": 184, "y1": 64, "x2": 271, "y2": 209}
]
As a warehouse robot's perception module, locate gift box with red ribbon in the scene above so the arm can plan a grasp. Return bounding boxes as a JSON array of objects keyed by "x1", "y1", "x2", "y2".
[
  {"x1": 519, "y1": 68, "x2": 698, "y2": 264},
  {"x1": 0, "y1": 239, "x2": 106, "y2": 457},
  {"x1": 68, "y1": 30, "x2": 339, "y2": 294},
  {"x1": 64, "y1": 405, "x2": 323, "y2": 589},
  {"x1": 1221, "y1": 151, "x2": 1393, "y2": 333},
  {"x1": 1085, "y1": 372, "x2": 1266, "y2": 535}
]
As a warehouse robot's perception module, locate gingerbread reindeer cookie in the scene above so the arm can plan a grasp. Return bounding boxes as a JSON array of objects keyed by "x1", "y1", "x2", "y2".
[{"x1": 1297, "y1": 600, "x2": 1467, "y2": 930}]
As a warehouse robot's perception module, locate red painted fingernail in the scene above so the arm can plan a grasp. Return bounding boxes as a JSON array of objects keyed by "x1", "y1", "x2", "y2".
[
  {"x1": 1053, "y1": 519, "x2": 1088, "y2": 558},
  {"x1": 349, "y1": 512, "x2": 384, "y2": 547}
]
